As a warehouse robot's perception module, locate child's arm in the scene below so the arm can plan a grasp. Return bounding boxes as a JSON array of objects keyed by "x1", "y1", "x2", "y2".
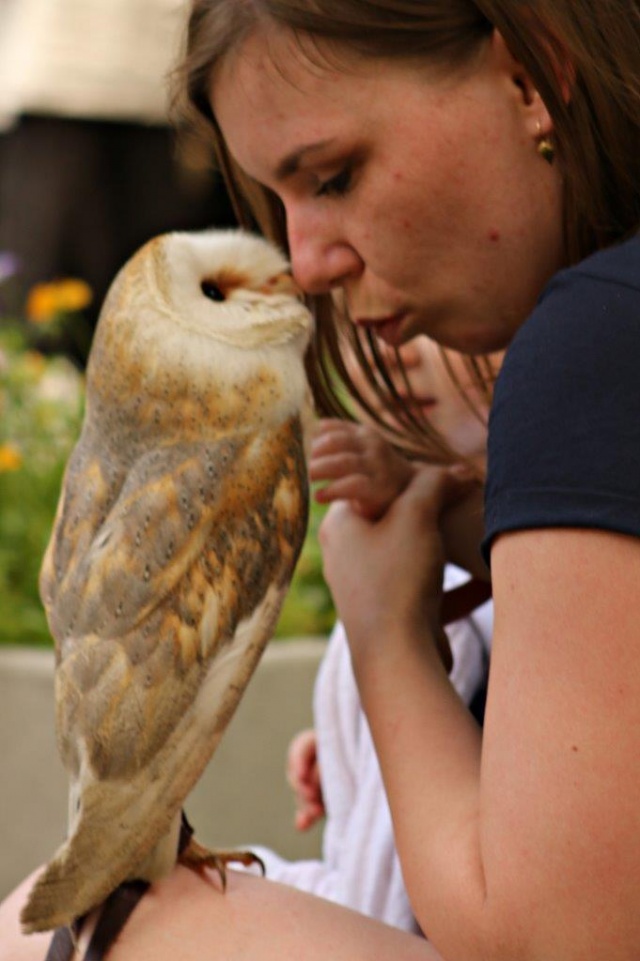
[{"x1": 309, "y1": 419, "x2": 415, "y2": 520}]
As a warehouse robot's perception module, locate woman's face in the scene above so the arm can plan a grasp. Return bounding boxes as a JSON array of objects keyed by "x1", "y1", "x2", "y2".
[{"x1": 212, "y1": 26, "x2": 565, "y2": 354}]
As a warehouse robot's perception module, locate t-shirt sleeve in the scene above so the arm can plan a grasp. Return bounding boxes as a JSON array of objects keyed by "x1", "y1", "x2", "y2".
[{"x1": 483, "y1": 255, "x2": 640, "y2": 562}]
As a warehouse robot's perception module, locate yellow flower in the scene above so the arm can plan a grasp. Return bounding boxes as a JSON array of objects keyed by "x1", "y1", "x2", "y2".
[
  {"x1": 26, "y1": 278, "x2": 93, "y2": 324},
  {"x1": 26, "y1": 283, "x2": 58, "y2": 323},
  {"x1": 56, "y1": 279, "x2": 93, "y2": 312},
  {"x1": 0, "y1": 443, "x2": 22, "y2": 472}
]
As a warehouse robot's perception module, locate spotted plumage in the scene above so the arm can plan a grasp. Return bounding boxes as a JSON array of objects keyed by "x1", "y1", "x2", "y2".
[{"x1": 21, "y1": 228, "x2": 314, "y2": 935}]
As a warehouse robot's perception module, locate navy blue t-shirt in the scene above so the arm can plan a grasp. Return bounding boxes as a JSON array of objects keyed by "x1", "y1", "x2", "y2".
[{"x1": 483, "y1": 234, "x2": 640, "y2": 561}]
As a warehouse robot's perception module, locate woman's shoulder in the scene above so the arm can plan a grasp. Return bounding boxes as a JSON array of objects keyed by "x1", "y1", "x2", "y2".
[
  {"x1": 560, "y1": 231, "x2": 640, "y2": 289},
  {"x1": 484, "y1": 233, "x2": 640, "y2": 553},
  {"x1": 495, "y1": 233, "x2": 640, "y2": 396}
]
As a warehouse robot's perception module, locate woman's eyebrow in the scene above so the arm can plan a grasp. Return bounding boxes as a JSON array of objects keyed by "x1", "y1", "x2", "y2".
[{"x1": 275, "y1": 139, "x2": 336, "y2": 180}]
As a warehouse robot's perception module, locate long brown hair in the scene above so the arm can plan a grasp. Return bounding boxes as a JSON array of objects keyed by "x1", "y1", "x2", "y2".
[{"x1": 173, "y1": 0, "x2": 640, "y2": 461}]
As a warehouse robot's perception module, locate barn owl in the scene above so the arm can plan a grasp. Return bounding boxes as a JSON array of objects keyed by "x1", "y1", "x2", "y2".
[{"x1": 21, "y1": 229, "x2": 314, "y2": 939}]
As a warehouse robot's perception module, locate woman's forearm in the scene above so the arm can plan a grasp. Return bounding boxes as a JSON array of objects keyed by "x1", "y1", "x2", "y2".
[{"x1": 351, "y1": 634, "x2": 498, "y2": 961}]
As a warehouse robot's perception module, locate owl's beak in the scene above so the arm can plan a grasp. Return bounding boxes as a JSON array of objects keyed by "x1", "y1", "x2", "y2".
[{"x1": 260, "y1": 272, "x2": 304, "y2": 299}]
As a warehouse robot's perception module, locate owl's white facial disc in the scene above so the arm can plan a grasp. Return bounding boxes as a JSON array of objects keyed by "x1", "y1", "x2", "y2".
[{"x1": 159, "y1": 228, "x2": 313, "y2": 350}]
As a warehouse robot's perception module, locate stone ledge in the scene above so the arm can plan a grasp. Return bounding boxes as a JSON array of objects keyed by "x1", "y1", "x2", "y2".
[{"x1": 0, "y1": 638, "x2": 326, "y2": 899}]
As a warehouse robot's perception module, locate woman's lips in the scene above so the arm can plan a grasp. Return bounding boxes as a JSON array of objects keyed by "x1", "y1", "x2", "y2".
[{"x1": 355, "y1": 312, "x2": 408, "y2": 347}]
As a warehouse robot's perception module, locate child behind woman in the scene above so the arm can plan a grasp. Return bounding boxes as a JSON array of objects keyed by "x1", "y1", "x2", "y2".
[{"x1": 242, "y1": 338, "x2": 495, "y2": 932}]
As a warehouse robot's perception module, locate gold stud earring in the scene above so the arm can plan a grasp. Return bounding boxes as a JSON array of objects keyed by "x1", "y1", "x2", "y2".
[{"x1": 536, "y1": 121, "x2": 555, "y2": 164}]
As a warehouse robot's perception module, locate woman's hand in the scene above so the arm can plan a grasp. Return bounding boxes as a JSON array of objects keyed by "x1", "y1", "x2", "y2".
[
  {"x1": 286, "y1": 728, "x2": 325, "y2": 831},
  {"x1": 319, "y1": 464, "x2": 478, "y2": 672}
]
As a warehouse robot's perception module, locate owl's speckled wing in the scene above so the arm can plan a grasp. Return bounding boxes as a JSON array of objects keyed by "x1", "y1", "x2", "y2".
[{"x1": 26, "y1": 414, "x2": 308, "y2": 932}]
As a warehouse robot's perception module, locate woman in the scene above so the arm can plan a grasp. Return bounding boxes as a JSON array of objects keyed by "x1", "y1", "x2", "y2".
[{"x1": 2, "y1": 1, "x2": 639, "y2": 958}]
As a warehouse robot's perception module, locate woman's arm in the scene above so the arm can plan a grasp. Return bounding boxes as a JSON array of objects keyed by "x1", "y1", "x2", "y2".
[
  {"x1": 478, "y1": 527, "x2": 640, "y2": 957},
  {"x1": 321, "y1": 467, "x2": 640, "y2": 960}
]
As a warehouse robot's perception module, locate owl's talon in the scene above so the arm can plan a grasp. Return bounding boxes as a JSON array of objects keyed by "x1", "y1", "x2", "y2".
[{"x1": 178, "y1": 837, "x2": 265, "y2": 890}]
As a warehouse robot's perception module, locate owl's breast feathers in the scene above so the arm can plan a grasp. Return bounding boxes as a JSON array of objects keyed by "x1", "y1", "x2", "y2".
[{"x1": 40, "y1": 414, "x2": 309, "y2": 784}]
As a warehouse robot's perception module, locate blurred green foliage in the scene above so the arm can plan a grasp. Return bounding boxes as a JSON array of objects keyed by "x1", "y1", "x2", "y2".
[
  {"x1": 274, "y1": 495, "x2": 335, "y2": 638},
  {"x1": 0, "y1": 322, "x2": 85, "y2": 645},
  {"x1": 0, "y1": 319, "x2": 333, "y2": 647}
]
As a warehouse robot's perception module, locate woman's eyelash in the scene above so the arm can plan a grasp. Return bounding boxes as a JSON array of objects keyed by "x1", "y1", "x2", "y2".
[{"x1": 314, "y1": 166, "x2": 353, "y2": 198}]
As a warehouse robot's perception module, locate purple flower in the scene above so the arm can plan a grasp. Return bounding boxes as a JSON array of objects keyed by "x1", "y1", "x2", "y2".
[{"x1": 0, "y1": 252, "x2": 20, "y2": 285}]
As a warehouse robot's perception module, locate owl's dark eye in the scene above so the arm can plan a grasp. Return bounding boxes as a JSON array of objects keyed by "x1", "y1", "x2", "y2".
[{"x1": 201, "y1": 280, "x2": 226, "y2": 302}]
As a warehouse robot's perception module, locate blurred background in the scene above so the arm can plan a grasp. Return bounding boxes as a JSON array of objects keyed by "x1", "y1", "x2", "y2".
[{"x1": 0, "y1": 0, "x2": 334, "y2": 649}]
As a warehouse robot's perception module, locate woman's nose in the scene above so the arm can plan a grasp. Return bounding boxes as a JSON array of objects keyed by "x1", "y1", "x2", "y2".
[{"x1": 287, "y1": 208, "x2": 363, "y2": 296}]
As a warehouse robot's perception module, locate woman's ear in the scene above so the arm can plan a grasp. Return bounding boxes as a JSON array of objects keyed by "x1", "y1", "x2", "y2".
[
  {"x1": 491, "y1": 27, "x2": 573, "y2": 108},
  {"x1": 491, "y1": 30, "x2": 553, "y2": 139}
]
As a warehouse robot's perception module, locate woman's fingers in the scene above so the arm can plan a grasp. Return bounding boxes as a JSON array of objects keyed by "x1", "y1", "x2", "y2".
[
  {"x1": 318, "y1": 465, "x2": 480, "y2": 669},
  {"x1": 408, "y1": 462, "x2": 478, "y2": 514}
]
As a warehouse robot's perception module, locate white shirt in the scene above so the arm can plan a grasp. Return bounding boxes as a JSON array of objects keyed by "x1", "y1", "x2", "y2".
[{"x1": 248, "y1": 566, "x2": 493, "y2": 932}]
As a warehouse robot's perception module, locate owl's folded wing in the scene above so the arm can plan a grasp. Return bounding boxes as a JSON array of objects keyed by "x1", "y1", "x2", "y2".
[
  {"x1": 43, "y1": 418, "x2": 308, "y2": 781},
  {"x1": 41, "y1": 433, "x2": 241, "y2": 642}
]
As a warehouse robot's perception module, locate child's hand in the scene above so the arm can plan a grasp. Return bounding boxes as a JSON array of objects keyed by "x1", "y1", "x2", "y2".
[
  {"x1": 309, "y1": 419, "x2": 416, "y2": 520},
  {"x1": 286, "y1": 728, "x2": 325, "y2": 831}
]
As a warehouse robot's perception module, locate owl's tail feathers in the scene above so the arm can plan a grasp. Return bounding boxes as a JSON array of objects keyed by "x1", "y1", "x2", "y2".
[
  {"x1": 36, "y1": 815, "x2": 194, "y2": 961},
  {"x1": 20, "y1": 836, "x2": 95, "y2": 934},
  {"x1": 20, "y1": 782, "x2": 181, "y2": 934}
]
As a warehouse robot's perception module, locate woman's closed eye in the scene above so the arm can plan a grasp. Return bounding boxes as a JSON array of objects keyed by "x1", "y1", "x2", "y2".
[{"x1": 314, "y1": 165, "x2": 353, "y2": 198}]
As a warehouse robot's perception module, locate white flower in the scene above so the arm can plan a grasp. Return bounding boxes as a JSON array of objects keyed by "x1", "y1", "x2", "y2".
[{"x1": 35, "y1": 357, "x2": 84, "y2": 408}]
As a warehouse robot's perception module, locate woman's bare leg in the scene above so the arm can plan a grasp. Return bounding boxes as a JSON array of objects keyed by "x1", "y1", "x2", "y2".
[{"x1": 0, "y1": 866, "x2": 442, "y2": 961}]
